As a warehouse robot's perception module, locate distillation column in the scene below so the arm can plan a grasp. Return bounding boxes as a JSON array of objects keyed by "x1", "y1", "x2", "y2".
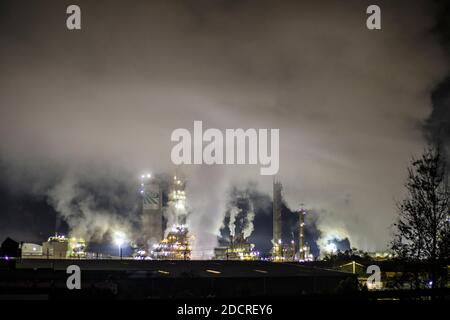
[
  {"x1": 299, "y1": 207, "x2": 306, "y2": 261},
  {"x1": 272, "y1": 181, "x2": 282, "y2": 259}
]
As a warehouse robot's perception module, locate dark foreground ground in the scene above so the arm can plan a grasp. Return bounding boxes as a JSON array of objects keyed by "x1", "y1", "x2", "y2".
[
  {"x1": 0, "y1": 259, "x2": 357, "y2": 299},
  {"x1": 0, "y1": 259, "x2": 449, "y2": 301}
]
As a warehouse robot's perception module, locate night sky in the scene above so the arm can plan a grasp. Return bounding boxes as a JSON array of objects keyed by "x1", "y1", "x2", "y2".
[{"x1": 0, "y1": 0, "x2": 449, "y2": 256}]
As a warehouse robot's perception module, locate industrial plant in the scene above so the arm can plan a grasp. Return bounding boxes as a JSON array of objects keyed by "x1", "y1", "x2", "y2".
[
  {"x1": 13, "y1": 173, "x2": 316, "y2": 263},
  {"x1": 2, "y1": 170, "x2": 448, "y2": 300},
  {"x1": 3, "y1": 170, "x2": 446, "y2": 301}
]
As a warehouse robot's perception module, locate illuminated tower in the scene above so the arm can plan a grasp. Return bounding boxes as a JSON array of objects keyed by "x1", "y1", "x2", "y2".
[
  {"x1": 298, "y1": 205, "x2": 306, "y2": 261},
  {"x1": 169, "y1": 175, "x2": 187, "y2": 225},
  {"x1": 272, "y1": 180, "x2": 282, "y2": 259},
  {"x1": 141, "y1": 174, "x2": 163, "y2": 247}
]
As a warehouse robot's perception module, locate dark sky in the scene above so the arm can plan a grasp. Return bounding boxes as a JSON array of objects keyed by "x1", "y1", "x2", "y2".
[{"x1": 0, "y1": 0, "x2": 449, "y2": 256}]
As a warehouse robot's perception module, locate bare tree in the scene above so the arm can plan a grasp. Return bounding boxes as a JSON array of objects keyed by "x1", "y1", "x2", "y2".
[{"x1": 392, "y1": 145, "x2": 450, "y2": 289}]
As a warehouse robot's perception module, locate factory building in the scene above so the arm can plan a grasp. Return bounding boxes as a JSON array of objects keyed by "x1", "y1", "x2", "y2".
[
  {"x1": 42, "y1": 235, "x2": 69, "y2": 259},
  {"x1": 67, "y1": 237, "x2": 86, "y2": 258},
  {"x1": 40, "y1": 235, "x2": 87, "y2": 259},
  {"x1": 20, "y1": 243, "x2": 43, "y2": 257},
  {"x1": 141, "y1": 174, "x2": 163, "y2": 249},
  {"x1": 214, "y1": 190, "x2": 259, "y2": 260},
  {"x1": 214, "y1": 233, "x2": 259, "y2": 261},
  {"x1": 146, "y1": 175, "x2": 192, "y2": 260},
  {"x1": 150, "y1": 225, "x2": 191, "y2": 260}
]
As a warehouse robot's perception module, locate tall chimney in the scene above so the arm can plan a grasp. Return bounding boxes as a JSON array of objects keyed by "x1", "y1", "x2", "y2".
[
  {"x1": 273, "y1": 180, "x2": 282, "y2": 256},
  {"x1": 299, "y1": 206, "x2": 306, "y2": 261}
]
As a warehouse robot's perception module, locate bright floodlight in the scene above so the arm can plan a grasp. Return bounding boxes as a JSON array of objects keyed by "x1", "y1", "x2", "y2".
[
  {"x1": 115, "y1": 237, "x2": 124, "y2": 246},
  {"x1": 114, "y1": 232, "x2": 125, "y2": 246}
]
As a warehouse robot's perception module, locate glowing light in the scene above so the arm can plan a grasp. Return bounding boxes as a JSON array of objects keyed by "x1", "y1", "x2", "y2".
[
  {"x1": 175, "y1": 201, "x2": 185, "y2": 210},
  {"x1": 141, "y1": 173, "x2": 151, "y2": 179},
  {"x1": 206, "y1": 269, "x2": 221, "y2": 274},
  {"x1": 254, "y1": 269, "x2": 268, "y2": 274},
  {"x1": 158, "y1": 270, "x2": 170, "y2": 275},
  {"x1": 114, "y1": 231, "x2": 126, "y2": 247},
  {"x1": 325, "y1": 242, "x2": 337, "y2": 253}
]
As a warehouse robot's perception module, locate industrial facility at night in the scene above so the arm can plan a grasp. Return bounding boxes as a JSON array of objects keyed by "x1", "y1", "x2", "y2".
[
  {"x1": 0, "y1": 172, "x2": 369, "y2": 299},
  {"x1": 2, "y1": 170, "x2": 447, "y2": 301},
  {"x1": 1, "y1": 0, "x2": 449, "y2": 309},
  {"x1": 11, "y1": 173, "x2": 317, "y2": 263}
]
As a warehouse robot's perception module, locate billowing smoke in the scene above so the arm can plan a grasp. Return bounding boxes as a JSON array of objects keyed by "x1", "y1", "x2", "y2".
[
  {"x1": 314, "y1": 206, "x2": 352, "y2": 256},
  {"x1": 37, "y1": 163, "x2": 140, "y2": 244},
  {"x1": 221, "y1": 185, "x2": 323, "y2": 257},
  {"x1": 243, "y1": 201, "x2": 255, "y2": 239},
  {"x1": 0, "y1": 0, "x2": 448, "y2": 255},
  {"x1": 163, "y1": 205, "x2": 179, "y2": 238},
  {"x1": 318, "y1": 230, "x2": 352, "y2": 256},
  {"x1": 48, "y1": 175, "x2": 128, "y2": 241},
  {"x1": 0, "y1": 151, "x2": 148, "y2": 248},
  {"x1": 424, "y1": 0, "x2": 450, "y2": 155},
  {"x1": 227, "y1": 206, "x2": 240, "y2": 238},
  {"x1": 185, "y1": 166, "x2": 230, "y2": 258},
  {"x1": 220, "y1": 186, "x2": 258, "y2": 242}
]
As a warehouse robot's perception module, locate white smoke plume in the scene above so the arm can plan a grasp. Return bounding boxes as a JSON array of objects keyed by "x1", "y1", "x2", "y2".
[
  {"x1": 242, "y1": 199, "x2": 256, "y2": 239},
  {"x1": 228, "y1": 206, "x2": 240, "y2": 238},
  {"x1": 314, "y1": 206, "x2": 352, "y2": 256},
  {"x1": 185, "y1": 166, "x2": 230, "y2": 259},
  {"x1": 47, "y1": 171, "x2": 135, "y2": 243}
]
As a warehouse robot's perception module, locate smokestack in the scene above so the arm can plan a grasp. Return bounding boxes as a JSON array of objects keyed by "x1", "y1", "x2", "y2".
[
  {"x1": 273, "y1": 180, "x2": 282, "y2": 253},
  {"x1": 55, "y1": 212, "x2": 61, "y2": 236},
  {"x1": 299, "y1": 206, "x2": 306, "y2": 261}
]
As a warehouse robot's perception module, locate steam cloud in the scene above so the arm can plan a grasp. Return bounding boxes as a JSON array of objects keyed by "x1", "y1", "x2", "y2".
[{"x1": 0, "y1": 0, "x2": 449, "y2": 255}]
